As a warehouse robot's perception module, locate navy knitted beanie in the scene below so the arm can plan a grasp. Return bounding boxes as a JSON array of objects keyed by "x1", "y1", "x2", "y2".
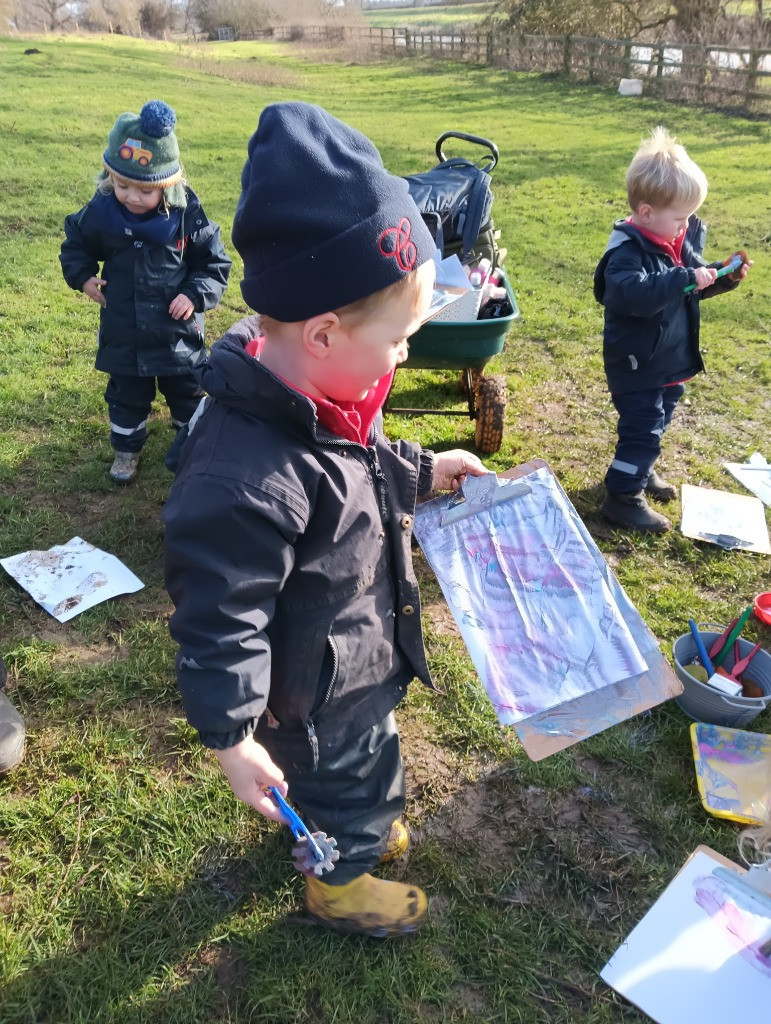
[{"x1": 231, "y1": 102, "x2": 436, "y2": 321}]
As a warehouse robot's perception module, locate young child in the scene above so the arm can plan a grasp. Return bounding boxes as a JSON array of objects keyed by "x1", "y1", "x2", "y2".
[
  {"x1": 163, "y1": 102, "x2": 486, "y2": 937},
  {"x1": 60, "y1": 100, "x2": 231, "y2": 484},
  {"x1": 594, "y1": 126, "x2": 750, "y2": 532}
]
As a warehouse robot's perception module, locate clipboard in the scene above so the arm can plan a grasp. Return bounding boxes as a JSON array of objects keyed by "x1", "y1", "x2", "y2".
[
  {"x1": 414, "y1": 459, "x2": 682, "y2": 761},
  {"x1": 601, "y1": 844, "x2": 771, "y2": 1024}
]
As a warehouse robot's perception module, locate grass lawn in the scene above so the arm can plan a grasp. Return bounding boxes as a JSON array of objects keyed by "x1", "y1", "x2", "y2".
[
  {"x1": 363, "y1": 2, "x2": 496, "y2": 29},
  {"x1": 1, "y1": 32, "x2": 770, "y2": 1024}
]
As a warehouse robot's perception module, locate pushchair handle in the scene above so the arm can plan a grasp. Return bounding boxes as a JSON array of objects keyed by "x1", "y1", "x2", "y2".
[{"x1": 436, "y1": 131, "x2": 499, "y2": 171}]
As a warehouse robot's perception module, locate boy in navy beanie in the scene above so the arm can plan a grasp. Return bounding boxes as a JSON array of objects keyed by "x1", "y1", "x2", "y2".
[{"x1": 164, "y1": 103, "x2": 485, "y2": 937}]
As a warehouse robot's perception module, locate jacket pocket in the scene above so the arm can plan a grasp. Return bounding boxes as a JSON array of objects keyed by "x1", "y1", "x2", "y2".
[
  {"x1": 648, "y1": 322, "x2": 666, "y2": 362},
  {"x1": 270, "y1": 620, "x2": 331, "y2": 726}
]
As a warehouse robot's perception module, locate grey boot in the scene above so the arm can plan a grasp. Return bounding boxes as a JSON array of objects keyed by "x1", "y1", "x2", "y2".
[
  {"x1": 0, "y1": 658, "x2": 25, "y2": 774},
  {"x1": 645, "y1": 469, "x2": 677, "y2": 503},
  {"x1": 601, "y1": 490, "x2": 671, "y2": 533},
  {"x1": 109, "y1": 450, "x2": 140, "y2": 484}
]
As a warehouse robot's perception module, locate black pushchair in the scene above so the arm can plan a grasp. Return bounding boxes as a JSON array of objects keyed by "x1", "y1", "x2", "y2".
[{"x1": 387, "y1": 132, "x2": 519, "y2": 454}]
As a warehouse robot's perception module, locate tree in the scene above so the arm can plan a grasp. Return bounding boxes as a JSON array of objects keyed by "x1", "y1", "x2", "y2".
[
  {"x1": 490, "y1": 0, "x2": 740, "y2": 43},
  {"x1": 81, "y1": 0, "x2": 142, "y2": 34},
  {"x1": 139, "y1": 0, "x2": 175, "y2": 34},
  {"x1": 191, "y1": 0, "x2": 272, "y2": 38},
  {"x1": 18, "y1": 0, "x2": 74, "y2": 30}
]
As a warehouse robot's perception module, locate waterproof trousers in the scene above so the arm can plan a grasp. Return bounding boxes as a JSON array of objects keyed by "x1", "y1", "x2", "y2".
[
  {"x1": 605, "y1": 383, "x2": 685, "y2": 494},
  {"x1": 105, "y1": 373, "x2": 203, "y2": 452},
  {"x1": 256, "y1": 711, "x2": 405, "y2": 886}
]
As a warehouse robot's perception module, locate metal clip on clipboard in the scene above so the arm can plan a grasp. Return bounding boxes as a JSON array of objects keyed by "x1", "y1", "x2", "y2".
[
  {"x1": 439, "y1": 472, "x2": 532, "y2": 527},
  {"x1": 714, "y1": 854, "x2": 771, "y2": 919}
]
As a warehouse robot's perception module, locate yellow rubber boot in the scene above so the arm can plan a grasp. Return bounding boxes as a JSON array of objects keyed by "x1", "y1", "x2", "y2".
[
  {"x1": 305, "y1": 872, "x2": 427, "y2": 937},
  {"x1": 379, "y1": 819, "x2": 409, "y2": 864}
]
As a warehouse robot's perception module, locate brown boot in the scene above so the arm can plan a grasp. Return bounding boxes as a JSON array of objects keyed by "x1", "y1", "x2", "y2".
[
  {"x1": 380, "y1": 820, "x2": 409, "y2": 864},
  {"x1": 305, "y1": 872, "x2": 427, "y2": 937}
]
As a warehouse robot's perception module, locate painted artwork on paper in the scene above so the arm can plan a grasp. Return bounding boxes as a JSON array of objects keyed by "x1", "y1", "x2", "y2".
[
  {"x1": 0, "y1": 536, "x2": 144, "y2": 623},
  {"x1": 602, "y1": 850, "x2": 771, "y2": 1024},
  {"x1": 414, "y1": 467, "x2": 650, "y2": 726},
  {"x1": 691, "y1": 723, "x2": 771, "y2": 825},
  {"x1": 693, "y1": 870, "x2": 771, "y2": 978}
]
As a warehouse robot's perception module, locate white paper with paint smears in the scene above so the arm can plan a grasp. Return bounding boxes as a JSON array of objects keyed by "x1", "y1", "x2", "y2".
[
  {"x1": 1, "y1": 536, "x2": 144, "y2": 622},
  {"x1": 601, "y1": 847, "x2": 771, "y2": 1024}
]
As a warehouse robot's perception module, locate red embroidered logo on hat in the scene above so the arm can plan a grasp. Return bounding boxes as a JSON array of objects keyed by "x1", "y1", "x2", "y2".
[{"x1": 378, "y1": 217, "x2": 417, "y2": 272}]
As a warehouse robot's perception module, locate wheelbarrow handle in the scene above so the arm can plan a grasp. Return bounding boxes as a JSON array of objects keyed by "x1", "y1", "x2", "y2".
[{"x1": 436, "y1": 131, "x2": 499, "y2": 171}]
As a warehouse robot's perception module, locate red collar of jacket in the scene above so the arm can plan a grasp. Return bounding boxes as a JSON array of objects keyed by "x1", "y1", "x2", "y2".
[
  {"x1": 626, "y1": 217, "x2": 685, "y2": 266},
  {"x1": 244, "y1": 336, "x2": 391, "y2": 445}
]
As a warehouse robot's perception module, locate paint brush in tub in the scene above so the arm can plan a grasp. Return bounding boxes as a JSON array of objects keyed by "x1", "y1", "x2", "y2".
[{"x1": 687, "y1": 619, "x2": 743, "y2": 697}]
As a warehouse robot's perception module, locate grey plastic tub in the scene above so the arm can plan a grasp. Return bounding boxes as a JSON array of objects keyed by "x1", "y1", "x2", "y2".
[{"x1": 673, "y1": 627, "x2": 771, "y2": 728}]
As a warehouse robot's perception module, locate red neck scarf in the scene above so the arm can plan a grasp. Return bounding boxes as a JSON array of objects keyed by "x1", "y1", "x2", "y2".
[
  {"x1": 626, "y1": 217, "x2": 685, "y2": 267},
  {"x1": 244, "y1": 336, "x2": 391, "y2": 445}
]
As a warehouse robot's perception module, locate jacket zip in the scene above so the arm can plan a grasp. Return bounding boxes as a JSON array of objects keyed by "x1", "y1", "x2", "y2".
[
  {"x1": 367, "y1": 446, "x2": 391, "y2": 524},
  {"x1": 306, "y1": 636, "x2": 339, "y2": 771},
  {"x1": 315, "y1": 428, "x2": 391, "y2": 524}
]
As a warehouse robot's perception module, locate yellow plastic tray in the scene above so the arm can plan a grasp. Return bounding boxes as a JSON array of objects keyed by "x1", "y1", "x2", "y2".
[{"x1": 690, "y1": 722, "x2": 771, "y2": 825}]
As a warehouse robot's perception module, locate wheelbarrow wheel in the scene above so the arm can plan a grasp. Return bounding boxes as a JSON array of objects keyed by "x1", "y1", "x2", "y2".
[
  {"x1": 458, "y1": 368, "x2": 483, "y2": 397},
  {"x1": 474, "y1": 375, "x2": 506, "y2": 454}
]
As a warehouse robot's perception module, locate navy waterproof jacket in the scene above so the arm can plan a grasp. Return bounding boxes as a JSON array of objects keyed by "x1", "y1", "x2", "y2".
[
  {"x1": 60, "y1": 187, "x2": 231, "y2": 377},
  {"x1": 163, "y1": 318, "x2": 437, "y2": 761},
  {"x1": 594, "y1": 217, "x2": 738, "y2": 394}
]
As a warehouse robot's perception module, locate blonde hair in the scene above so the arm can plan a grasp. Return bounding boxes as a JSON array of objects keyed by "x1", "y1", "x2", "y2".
[
  {"x1": 626, "y1": 126, "x2": 708, "y2": 212},
  {"x1": 336, "y1": 259, "x2": 435, "y2": 325},
  {"x1": 259, "y1": 259, "x2": 435, "y2": 332},
  {"x1": 96, "y1": 168, "x2": 186, "y2": 217}
]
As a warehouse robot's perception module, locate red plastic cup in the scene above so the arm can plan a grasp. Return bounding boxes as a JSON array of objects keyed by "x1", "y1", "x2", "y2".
[{"x1": 753, "y1": 592, "x2": 771, "y2": 626}]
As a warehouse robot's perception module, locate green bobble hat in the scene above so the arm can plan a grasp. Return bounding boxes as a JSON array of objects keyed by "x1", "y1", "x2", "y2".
[{"x1": 103, "y1": 100, "x2": 186, "y2": 207}]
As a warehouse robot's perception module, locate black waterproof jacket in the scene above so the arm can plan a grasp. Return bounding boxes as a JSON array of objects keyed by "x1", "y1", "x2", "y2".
[
  {"x1": 163, "y1": 319, "x2": 436, "y2": 759},
  {"x1": 594, "y1": 217, "x2": 738, "y2": 394},
  {"x1": 60, "y1": 187, "x2": 231, "y2": 377}
]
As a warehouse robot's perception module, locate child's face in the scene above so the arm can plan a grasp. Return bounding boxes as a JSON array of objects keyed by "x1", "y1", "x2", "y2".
[
  {"x1": 112, "y1": 176, "x2": 163, "y2": 215},
  {"x1": 636, "y1": 202, "x2": 695, "y2": 243},
  {"x1": 321, "y1": 263, "x2": 434, "y2": 403}
]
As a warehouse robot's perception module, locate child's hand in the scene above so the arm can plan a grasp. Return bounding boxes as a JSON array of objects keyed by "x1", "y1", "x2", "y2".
[
  {"x1": 693, "y1": 266, "x2": 718, "y2": 291},
  {"x1": 727, "y1": 250, "x2": 752, "y2": 282},
  {"x1": 82, "y1": 276, "x2": 107, "y2": 307},
  {"x1": 169, "y1": 293, "x2": 195, "y2": 320},
  {"x1": 431, "y1": 450, "x2": 487, "y2": 493},
  {"x1": 214, "y1": 736, "x2": 289, "y2": 823}
]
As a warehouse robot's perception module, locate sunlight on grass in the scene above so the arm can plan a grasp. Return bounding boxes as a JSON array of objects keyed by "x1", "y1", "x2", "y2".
[{"x1": 1, "y1": 31, "x2": 769, "y2": 1024}]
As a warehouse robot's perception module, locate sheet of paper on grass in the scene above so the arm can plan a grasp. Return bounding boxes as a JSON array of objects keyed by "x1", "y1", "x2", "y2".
[
  {"x1": 414, "y1": 460, "x2": 681, "y2": 760},
  {"x1": 680, "y1": 483, "x2": 771, "y2": 553},
  {"x1": 0, "y1": 536, "x2": 144, "y2": 622},
  {"x1": 601, "y1": 847, "x2": 771, "y2": 1024},
  {"x1": 723, "y1": 452, "x2": 771, "y2": 507}
]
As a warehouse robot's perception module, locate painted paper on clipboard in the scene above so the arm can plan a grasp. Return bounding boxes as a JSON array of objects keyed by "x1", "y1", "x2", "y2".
[
  {"x1": 601, "y1": 844, "x2": 771, "y2": 1024},
  {"x1": 413, "y1": 460, "x2": 681, "y2": 760}
]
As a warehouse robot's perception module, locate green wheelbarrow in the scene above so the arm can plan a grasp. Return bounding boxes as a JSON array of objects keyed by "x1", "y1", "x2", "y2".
[{"x1": 386, "y1": 269, "x2": 520, "y2": 454}]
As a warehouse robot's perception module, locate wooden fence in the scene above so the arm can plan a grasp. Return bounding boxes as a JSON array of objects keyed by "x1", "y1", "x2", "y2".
[{"x1": 253, "y1": 24, "x2": 771, "y2": 116}]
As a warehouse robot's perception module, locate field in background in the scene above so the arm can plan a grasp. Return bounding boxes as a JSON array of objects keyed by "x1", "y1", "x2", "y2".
[
  {"x1": 1, "y1": 33, "x2": 770, "y2": 1024},
  {"x1": 363, "y1": 2, "x2": 496, "y2": 28}
]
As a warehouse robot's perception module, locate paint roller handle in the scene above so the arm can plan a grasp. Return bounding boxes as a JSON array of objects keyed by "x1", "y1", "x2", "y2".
[
  {"x1": 683, "y1": 256, "x2": 742, "y2": 294},
  {"x1": 688, "y1": 618, "x2": 714, "y2": 676},
  {"x1": 711, "y1": 605, "x2": 754, "y2": 669}
]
